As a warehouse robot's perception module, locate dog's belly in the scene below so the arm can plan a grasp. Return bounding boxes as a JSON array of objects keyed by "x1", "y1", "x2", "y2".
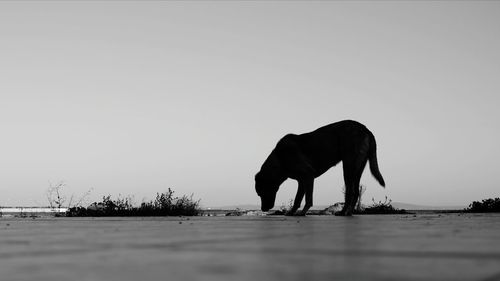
[{"x1": 312, "y1": 159, "x2": 340, "y2": 178}]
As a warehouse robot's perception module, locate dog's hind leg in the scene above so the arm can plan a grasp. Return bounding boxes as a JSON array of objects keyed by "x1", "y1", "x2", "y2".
[
  {"x1": 342, "y1": 137, "x2": 371, "y2": 215},
  {"x1": 338, "y1": 158, "x2": 365, "y2": 216},
  {"x1": 346, "y1": 173, "x2": 362, "y2": 216},
  {"x1": 339, "y1": 170, "x2": 356, "y2": 216}
]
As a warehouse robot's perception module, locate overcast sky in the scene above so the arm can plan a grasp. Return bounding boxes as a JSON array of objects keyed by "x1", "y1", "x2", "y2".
[{"x1": 1, "y1": 1, "x2": 499, "y2": 208}]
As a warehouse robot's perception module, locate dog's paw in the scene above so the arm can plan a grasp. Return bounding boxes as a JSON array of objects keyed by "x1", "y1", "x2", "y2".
[
  {"x1": 296, "y1": 211, "x2": 307, "y2": 216},
  {"x1": 285, "y1": 210, "x2": 296, "y2": 216},
  {"x1": 334, "y1": 210, "x2": 346, "y2": 216},
  {"x1": 335, "y1": 210, "x2": 354, "y2": 216}
]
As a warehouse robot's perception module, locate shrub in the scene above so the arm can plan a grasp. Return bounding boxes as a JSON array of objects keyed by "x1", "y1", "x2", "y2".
[
  {"x1": 138, "y1": 190, "x2": 200, "y2": 216},
  {"x1": 355, "y1": 197, "x2": 409, "y2": 215},
  {"x1": 267, "y1": 199, "x2": 294, "y2": 215},
  {"x1": 465, "y1": 198, "x2": 500, "y2": 213},
  {"x1": 66, "y1": 188, "x2": 201, "y2": 217}
]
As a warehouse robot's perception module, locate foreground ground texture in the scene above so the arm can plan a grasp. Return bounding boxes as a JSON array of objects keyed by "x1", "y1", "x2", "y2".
[{"x1": 1, "y1": 214, "x2": 500, "y2": 281}]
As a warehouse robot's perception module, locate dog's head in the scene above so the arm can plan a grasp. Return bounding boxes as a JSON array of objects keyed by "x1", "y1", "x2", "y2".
[{"x1": 255, "y1": 171, "x2": 283, "y2": 212}]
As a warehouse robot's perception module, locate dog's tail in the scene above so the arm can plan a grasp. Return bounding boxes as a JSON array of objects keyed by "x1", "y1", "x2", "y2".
[{"x1": 368, "y1": 132, "x2": 385, "y2": 187}]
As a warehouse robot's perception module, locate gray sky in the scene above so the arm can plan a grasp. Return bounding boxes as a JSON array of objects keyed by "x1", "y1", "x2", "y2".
[{"x1": 1, "y1": 1, "x2": 499, "y2": 208}]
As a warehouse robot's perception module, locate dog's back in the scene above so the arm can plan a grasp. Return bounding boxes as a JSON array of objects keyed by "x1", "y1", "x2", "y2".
[{"x1": 285, "y1": 120, "x2": 375, "y2": 177}]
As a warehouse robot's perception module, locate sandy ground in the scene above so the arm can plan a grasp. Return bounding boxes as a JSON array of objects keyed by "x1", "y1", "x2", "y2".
[{"x1": 1, "y1": 213, "x2": 500, "y2": 281}]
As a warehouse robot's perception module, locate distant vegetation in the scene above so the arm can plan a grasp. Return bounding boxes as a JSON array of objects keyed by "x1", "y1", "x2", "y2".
[
  {"x1": 465, "y1": 198, "x2": 500, "y2": 213},
  {"x1": 66, "y1": 188, "x2": 201, "y2": 217}
]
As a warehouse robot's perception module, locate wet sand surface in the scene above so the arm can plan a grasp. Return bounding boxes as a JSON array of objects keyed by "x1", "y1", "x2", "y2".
[{"x1": 1, "y1": 214, "x2": 500, "y2": 281}]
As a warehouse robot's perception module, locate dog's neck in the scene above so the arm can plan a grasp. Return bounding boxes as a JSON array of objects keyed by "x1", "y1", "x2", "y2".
[{"x1": 260, "y1": 151, "x2": 287, "y2": 184}]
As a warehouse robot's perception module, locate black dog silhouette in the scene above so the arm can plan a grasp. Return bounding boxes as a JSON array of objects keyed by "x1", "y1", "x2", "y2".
[{"x1": 255, "y1": 120, "x2": 385, "y2": 216}]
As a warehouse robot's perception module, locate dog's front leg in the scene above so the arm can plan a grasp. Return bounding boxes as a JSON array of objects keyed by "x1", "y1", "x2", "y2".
[
  {"x1": 296, "y1": 178, "x2": 314, "y2": 216},
  {"x1": 286, "y1": 184, "x2": 305, "y2": 216}
]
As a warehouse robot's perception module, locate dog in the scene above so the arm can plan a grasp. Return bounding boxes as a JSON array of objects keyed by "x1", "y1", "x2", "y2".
[{"x1": 255, "y1": 120, "x2": 385, "y2": 216}]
